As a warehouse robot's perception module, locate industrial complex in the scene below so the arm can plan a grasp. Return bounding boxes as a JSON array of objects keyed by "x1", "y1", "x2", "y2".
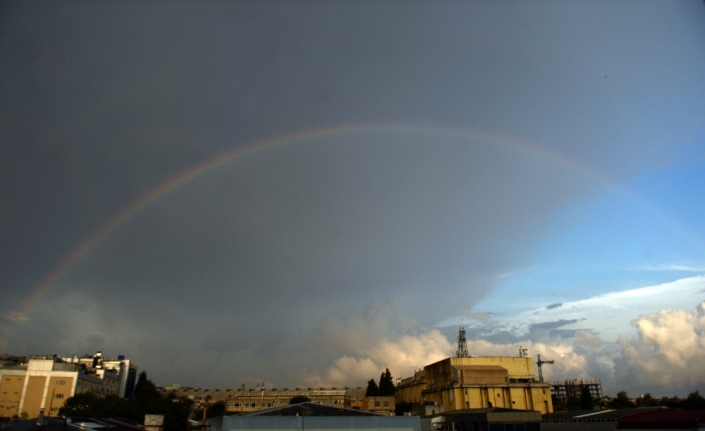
[{"x1": 3, "y1": 328, "x2": 622, "y2": 426}]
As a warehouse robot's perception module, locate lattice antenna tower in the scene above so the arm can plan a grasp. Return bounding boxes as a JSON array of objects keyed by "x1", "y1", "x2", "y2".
[{"x1": 456, "y1": 326, "x2": 470, "y2": 358}]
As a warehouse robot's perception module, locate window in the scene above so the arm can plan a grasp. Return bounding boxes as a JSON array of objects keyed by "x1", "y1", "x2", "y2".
[
  {"x1": 374, "y1": 401, "x2": 380, "y2": 407},
  {"x1": 383, "y1": 401, "x2": 389, "y2": 407},
  {"x1": 56, "y1": 380, "x2": 66, "y2": 385},
  {"x1": 55, "y1": 394, "x2": 64, "y2": 399}
]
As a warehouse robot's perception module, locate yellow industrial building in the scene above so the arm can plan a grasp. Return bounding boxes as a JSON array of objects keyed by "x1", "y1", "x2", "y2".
[{"x1": 395, "y1": 356, "x2": 553, "y2": 416}]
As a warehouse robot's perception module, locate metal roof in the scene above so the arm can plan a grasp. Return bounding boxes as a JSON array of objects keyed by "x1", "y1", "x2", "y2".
[
  {"x1": 616, "y1": 408, "x2": 705, "y2": 429},
  {"x1": 245, "y1": 402, "x2": 381, "y2": 417},
  {"x1": 543, "y1": 407, "x2": 666, "y2": 422}
]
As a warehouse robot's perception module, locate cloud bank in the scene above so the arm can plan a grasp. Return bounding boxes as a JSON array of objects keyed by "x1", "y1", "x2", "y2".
[{"x1": 614, "y1": 301, "x2": 705, "y2": 395}]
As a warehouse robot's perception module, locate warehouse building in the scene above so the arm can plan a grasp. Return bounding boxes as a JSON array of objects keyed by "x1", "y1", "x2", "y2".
[{"x1": 161, "y1": 385, "x2": 366, "y2": 413}]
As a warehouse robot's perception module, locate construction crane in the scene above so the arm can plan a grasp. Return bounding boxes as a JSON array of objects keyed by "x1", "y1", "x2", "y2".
[{"x1": 536, "y1": 354, "x2": 554, "y2": 383}]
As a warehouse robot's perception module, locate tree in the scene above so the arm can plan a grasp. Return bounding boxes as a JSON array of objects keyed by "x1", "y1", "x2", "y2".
[
  {"x1": 551, "y1": 395, "x2": 567, "y2": 411},
  {"x1": 289, "y1": 395, "x2": 310, "y2": 404},
  {"x1": 681, "y1": 391, "x2": 705, "y2": 410},
  {"x1": 133, "y1": 371, "x2": 160, "y2": 401},
  {"x1": 378, "y1": 369, "x2": 394, "y2": 396},
  {"x1": 608, "y1": 391, "x2": 636, "y2": 409},
  {"x1": 595, "y1": 396, "x2": 612, "y2": 409},
  {"x1": 365, "y1": 379, "x2": 379, "y2": 397},
  {"x1": 635, "y1": 393, "x2": 658, "y2": 407},
  {"x1": 580, "y1": 386, "x2": 594, "y2": 410},
  {"x1": 658, "y1": 395, "x2": 681, "y2": 408},
  {"x1": 60, "y1": 392, "x2": 104, "y2": 416},
  {"x1": 193, "y1": 401, "x2": 226, "y2": 420},
  {"x1": 565, "y1": 395, "x2": 581, "y2": 411},
  {"x1": 60, "y1": 371, "x2": 193, "y2": 431}
]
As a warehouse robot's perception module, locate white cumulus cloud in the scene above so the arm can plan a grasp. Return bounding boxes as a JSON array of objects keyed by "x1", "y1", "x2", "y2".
[{"x1": 614, "y1": 301, "x2": 705, "y2": 395}]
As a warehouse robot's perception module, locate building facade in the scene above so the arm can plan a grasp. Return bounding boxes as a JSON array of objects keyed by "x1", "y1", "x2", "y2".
[
  {"x1": 360, "y1": 396, "x2": 396, "y2": 415},
  {"x1": 62, "y1": 352, "x2": 138, "y2": 399},
  {"x1": 161, "y1": 385, "x2": 366, "y2": 413},
  {"x1": 395, "y1": 357, "x2": 553, "y2": 416},
  {"x1": 0, "y1": 356, "x2": 120, "y2": 419}
]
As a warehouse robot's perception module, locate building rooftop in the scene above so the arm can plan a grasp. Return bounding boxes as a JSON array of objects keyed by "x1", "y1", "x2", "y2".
[
  {"x1": 616, "y1": 408, "x2": 705, "y2": 429},
  {"x1": 543, "y1": 407, "x2": 666, "y2": 422},
  {"x1": 1, "y1": 417, "x2": 143, "y2": 431}
]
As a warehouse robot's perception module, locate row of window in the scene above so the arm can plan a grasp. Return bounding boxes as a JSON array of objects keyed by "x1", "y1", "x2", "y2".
[
  {"x1": 231, "y1": 399, "x2": 344, "y2": 408},
  {"x1": 231, "y1": 403, "x2": 262, "y2": 408}
]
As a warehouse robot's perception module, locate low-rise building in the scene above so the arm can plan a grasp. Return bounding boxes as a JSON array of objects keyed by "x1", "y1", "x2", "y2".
[
  {"x1": 161, "y1": 385, "x2": 365, "y2": 413},
  {"x1": 0, "y1": 355, "x2": 120, "y2": 419},
  {"x1": 61, "y1": 352, "x2": 138, "y2": 399},
  {"x1": 360, "y1": 396, "x2": 395, "y2": 415}
]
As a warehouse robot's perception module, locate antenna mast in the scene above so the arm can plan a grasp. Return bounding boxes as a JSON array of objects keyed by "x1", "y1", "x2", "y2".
[{"x1": 456, "y1": 326, "x2": 470, "y2": 358}]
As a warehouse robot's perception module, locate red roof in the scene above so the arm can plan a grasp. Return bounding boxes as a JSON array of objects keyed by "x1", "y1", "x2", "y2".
[{"x1": 617, "y1": 409, "x2": 705, "y2": 429}]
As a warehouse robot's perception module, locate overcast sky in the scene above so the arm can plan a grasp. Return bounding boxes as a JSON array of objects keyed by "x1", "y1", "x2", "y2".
[{"x1": 1, "y1": 1, "x2": 704, "y2": 398}]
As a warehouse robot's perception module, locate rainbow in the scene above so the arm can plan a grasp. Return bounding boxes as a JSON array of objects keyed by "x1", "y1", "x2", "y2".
[{"x1": 3, "y1": 122, "x2": 692, "y2": 347}]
